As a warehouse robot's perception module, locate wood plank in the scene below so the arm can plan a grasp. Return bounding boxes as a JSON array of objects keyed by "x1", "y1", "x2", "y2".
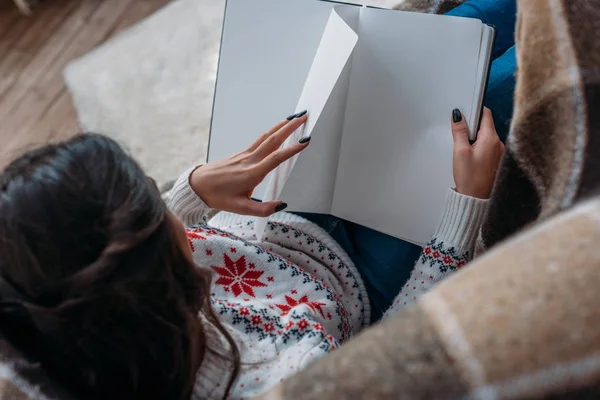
[
  {"x1": 7, "y1": 0, "x2": 171, "y2": 164},
  {"x1": 7, "y1": 0, "x2": 75, "y2": 51},
  {"x1": 45, "y1": 91, "x2": 80, "y2": 137},
  {"x1": 0, "y1": 1, "x2": 59, "y2": 59},
  {"x1": 0, "y1": 0, "x2": 99, "y2": 124},
  {"x1": 0, "y1": 14, "x2": 29, "y2": 54},
  {"x1": 0, "y1": 90, "x2": 79, "y2": 169},
  {"x1": 33, "y1": 90, "x2": 79, "y2": 139},
  {"x1": 0, "y1": 0, "x2": 173, "y2": 169},
  {"x1": 108, "y1": 0, "x2": 170, "y2": 39},
  {"x1": 0, "y1": 0, "x2": 79, "y2": 100},
  {"x1": 2, "y1": 0, "x2": 134, "y2": 148},
  {"x1": 24, "y1": 91, "x2": 76, "y2": 146},
  {"x1": 0, "y1": 10, "x2": 20, "y2": 38}
]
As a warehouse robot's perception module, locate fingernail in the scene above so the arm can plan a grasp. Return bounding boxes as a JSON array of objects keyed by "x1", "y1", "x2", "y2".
[
  {"x1": 275, "y1": 203, "x2": 288, "y2": 212},
  {"x1": 298, "y1": 136, "x2": 311, "y2": 144},
  {"x1": 286, "y1": 113, "x2": 298, "y2": 120},
  {"x1": 452, "y1": 108, "x2": 462, "y2": 123},
  {"x1": 295, "y1": 110, "x2": 307, "y2": 118}
]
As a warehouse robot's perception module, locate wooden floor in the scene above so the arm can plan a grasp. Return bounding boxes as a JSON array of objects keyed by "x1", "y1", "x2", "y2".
[{"x1": 0, "y1": 0, "x2": 171, "y2": 169}]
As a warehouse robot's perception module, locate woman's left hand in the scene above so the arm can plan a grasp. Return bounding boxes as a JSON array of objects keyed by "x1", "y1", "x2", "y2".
[
  {"x1": 451, "y1": 107, "x2": 504, "y2": 199},
  {"x1": 190, "y1": 112, "x2": 310, "y2": 217}
]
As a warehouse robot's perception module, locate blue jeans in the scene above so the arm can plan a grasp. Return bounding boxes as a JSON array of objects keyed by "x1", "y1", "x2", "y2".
[{"x1": 301, "y1": 0, "x2": 517, "y2": 322}]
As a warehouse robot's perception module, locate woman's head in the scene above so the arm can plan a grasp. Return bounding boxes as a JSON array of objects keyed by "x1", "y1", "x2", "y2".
[{"x1": 0, "y1": 134, "x2": 235, "y2": 399}]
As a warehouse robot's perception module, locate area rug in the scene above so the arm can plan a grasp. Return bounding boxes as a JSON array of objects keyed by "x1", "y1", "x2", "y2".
[{"x1": 64, "y1": 0, "x2": 400, "y2": 186}]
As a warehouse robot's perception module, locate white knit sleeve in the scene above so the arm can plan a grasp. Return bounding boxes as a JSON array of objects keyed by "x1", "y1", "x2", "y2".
[
  {"x1": 162, "y1": 166, "x2": 217, "y2": 226},
  {"x1": 384, "y1": 189, "x2": 488, "y2": 318}
]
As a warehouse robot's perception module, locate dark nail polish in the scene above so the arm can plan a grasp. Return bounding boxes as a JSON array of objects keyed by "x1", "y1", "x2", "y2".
[
  {"x1": 298, "y1": 136, "x2": 311, "y2": 144},
  {"x1": 275, "y1": 203, "x2": 288, "y2": 212},
  {"x1": 452, "y1": 108, "x2": 462, "y2": 123},
  {"x1": 295, "y1": 110, "x2": 307, "y2": 118},
  {"x1": 286, "y1": 113, "x2": 298, "y2": 120}
]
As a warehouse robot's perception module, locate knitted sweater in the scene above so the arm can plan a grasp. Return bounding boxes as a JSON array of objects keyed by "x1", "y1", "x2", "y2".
[{"x1": 164, "y1": 168, "x2": 488, "y2": 400}]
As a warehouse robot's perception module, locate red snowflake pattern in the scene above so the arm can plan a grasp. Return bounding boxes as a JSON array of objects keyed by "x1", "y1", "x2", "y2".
[
  {"x1": 186, "y1": 229, "x2": 207, "y2": 241},
  {"x1": 275, "y1": 295, "x2": 327, "y2": 318},
  {"x1": 186, "y1": 230, "x2": 207, "y2": 252},
  {"x1": 212, "y1": 254, "x2": 267, "y2": 297},
  {"x1": 297, "y1": 319, "x2": 309, "y2": 330}
]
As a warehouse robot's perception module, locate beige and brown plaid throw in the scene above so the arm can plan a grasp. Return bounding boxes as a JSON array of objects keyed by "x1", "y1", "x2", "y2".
[{"x1": 257, "y1": 0, "x2": 600, "y2": 399}]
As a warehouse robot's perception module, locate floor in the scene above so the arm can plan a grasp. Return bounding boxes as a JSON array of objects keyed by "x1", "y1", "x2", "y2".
[
  {"x1": 0, "y1": 0, "x2": 171, "y2": 169},
  {"x1": 0, "y1": 0, "x2": 399, "y2": 171}
]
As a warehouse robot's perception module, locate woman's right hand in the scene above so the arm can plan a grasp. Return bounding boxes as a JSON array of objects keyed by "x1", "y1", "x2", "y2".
[
  {"x1": 451, "y1": 107, "x2": 505, "y2": 199},
  {"x1": 190, "y1": 112, "x2": 310, "y2": 217}
]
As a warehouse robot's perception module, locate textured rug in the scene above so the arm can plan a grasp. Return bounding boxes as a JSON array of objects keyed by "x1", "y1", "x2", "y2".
[{"x1": 64, "y1": 0, "x2": 400, "y2": 186}]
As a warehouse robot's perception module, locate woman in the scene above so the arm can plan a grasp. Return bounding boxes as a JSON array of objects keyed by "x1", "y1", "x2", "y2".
[{"x1": 0, "y1": 103, "x2": 503, "y2": 399}]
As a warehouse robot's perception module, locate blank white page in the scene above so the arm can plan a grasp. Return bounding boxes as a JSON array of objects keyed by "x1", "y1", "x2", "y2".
[
  {"x1": 332, "y1": 8, "x2": 484, "y2": 245},
  {"x1": 209, "y1": 0, "x2": 357, "y2": 200},
  {"x1": 262, "y1": 7, "x2": 359, "y2": 214},
  {"x1": 254, "y1": 7, "x2": 359, "y2": 238}
]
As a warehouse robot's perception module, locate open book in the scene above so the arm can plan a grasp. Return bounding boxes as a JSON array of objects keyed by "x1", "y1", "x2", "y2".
[{"x1": 208, "y1": 0, "x2": 495, "y2": 246}]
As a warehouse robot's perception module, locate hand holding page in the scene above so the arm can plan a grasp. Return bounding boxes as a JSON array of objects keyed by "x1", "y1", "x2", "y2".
[{"x1": 254, "y1": 7, "x2": 358, "y2": 239}]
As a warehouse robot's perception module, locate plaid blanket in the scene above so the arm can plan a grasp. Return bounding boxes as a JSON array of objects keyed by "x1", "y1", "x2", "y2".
[
  {"x1": 476, "y1": 0, "x2": 600, "y2": 253},
  {"x1": 257, "y1": 0, "x2": 600, "y2": 399}
]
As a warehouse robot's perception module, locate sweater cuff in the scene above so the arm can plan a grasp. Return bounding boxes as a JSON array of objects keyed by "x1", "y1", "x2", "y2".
[
  {"x1": 164, "y1": 166, "x2": 216, "y2": 226},
  {"x1": 432, "y1": 189, "x2": 489, "y2": 253}
]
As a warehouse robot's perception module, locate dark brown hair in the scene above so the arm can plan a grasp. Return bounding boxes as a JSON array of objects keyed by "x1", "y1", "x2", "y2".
[{"x1": 0, "y1": 134, "x2": 239, "y2": 399}]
